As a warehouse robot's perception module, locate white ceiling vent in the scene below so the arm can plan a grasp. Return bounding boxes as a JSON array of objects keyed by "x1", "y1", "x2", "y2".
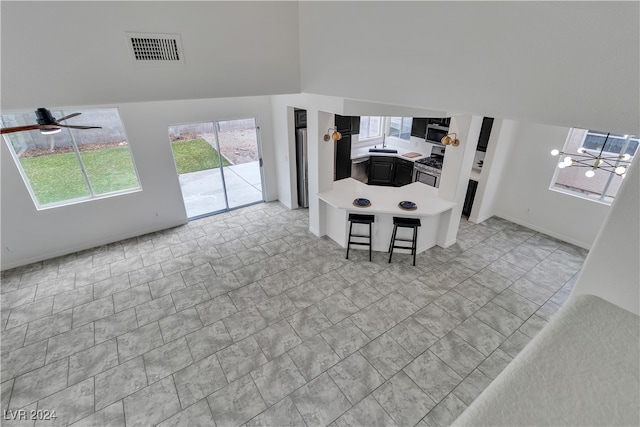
[{"x1": 125, "y1": 32, "x2": 184, "y2": 63}]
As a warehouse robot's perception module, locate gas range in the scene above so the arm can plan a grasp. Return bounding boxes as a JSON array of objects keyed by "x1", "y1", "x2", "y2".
[{"x1": 414, "y1": 156, "x2": 443, "y2": 174}]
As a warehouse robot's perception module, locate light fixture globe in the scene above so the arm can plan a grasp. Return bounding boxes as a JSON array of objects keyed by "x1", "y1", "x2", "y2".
[
  {"x1": 441, "y1": 133, "x2": 459, "y2": 147},
  {"x1": 40, "y1": 128, "x2": 61, "y2": 135},
  {"x1": 324, "y1": 128, "x2": 342, "y2": 142},
  {"x1": 551, "y1": 132, "x2": 634, "y2": 177}
]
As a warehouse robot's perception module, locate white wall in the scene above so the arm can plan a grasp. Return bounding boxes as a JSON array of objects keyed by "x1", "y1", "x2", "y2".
[
  {"x1": 1, "y1": 96, "x2": 277, "y2": 270},
  {"x1": 569, "y1": 157, "x2": 639, "y2": 315},
  {"x1": 0, "y1": 1, "x2": 300, "y2": 108},
  {"x1": 298, "y1": 1, "x2": 639, "y2": 135},
  {"x1": 470, "y1": 119, "x2": 517, "y2": 224},
  {"x1": 492, "y1": 121, "x2": 610, "y2": 249}
]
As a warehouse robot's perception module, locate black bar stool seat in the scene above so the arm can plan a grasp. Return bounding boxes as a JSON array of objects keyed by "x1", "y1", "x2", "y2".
[
  {"x1": 346, "y1": 213, "x2": 375, "y2": 261},
  {"x1": 388, "y1": 217, "x2": 421, "y2": 266}
]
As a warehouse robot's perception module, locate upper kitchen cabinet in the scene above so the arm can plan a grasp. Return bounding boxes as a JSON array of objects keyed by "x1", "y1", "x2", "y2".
[
  {"x1": 335, "y1": 115, "x2": 360, "y2": 135},
  {"x1": 294, "y1": 109, "x2": 307, "y2": 128},
  {"x1": 477, "y1": 117, "x2": 494, "y2": 152},
  {"x1": 411, "y1": 118, "x2": 428, "y2": 138},
  {"x1": 428, "y1": 118, "x2": 451, "y2": 127}
]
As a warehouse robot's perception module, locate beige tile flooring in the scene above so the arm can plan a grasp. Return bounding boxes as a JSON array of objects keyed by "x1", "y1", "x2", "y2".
[{"x1": 0, "y1": 202, "x2": 585, "y2": 426}]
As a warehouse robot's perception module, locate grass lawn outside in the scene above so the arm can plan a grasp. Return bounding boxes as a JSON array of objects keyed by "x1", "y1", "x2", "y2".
[
  {"x1": 20, "y1": 147, "x2": 139, "y2": 206},
  {"x1": 171, "y1": 138, "x2": 231, "y2": 174},
  {"x1": 18, "y1": 139, "x2": 223, "y2": 206}
]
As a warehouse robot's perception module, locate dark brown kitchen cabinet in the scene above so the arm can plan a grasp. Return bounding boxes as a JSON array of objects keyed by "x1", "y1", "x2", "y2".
[
  {"x1": 394, "y1": 158, "x2": 414, "y2": 186},
  {"x1": 411, "y1": 118, "x2": 428, "y2": 138},
  {"x1": 335, "y1": 135, "x2": 352, "y2": 181},
  {"x1": 335, "y1": 115, "x2": 360, "y2": 135},
  {"x1": 463, "y1": 179, "x2": 478, "y2": 216},
  {"x1": 368, "y1": 156, "x2": 395, "y2": 186},
  {"x1": 294, "y1": 109, "x2": 307, "y2": 128},
  {"x1": 368, "y1": 156, "x2": 414, "y2": 187},
  {"x1": 477, "y1": 117, "x2": 494, "y2": 152}
]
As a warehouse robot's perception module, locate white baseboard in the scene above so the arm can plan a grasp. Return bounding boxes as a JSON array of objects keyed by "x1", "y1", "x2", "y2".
[
  {"x1": 1, "y1": 221, "x2": 187, "y2": 271},
  {"x1": 496, "y1": 213, "x2": 591, "y2": 250}
]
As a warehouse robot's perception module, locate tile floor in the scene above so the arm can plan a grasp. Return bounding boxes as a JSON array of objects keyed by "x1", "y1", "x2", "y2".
[{"x1": 0, "y1": 202, "x2": 586, "y2": 427}]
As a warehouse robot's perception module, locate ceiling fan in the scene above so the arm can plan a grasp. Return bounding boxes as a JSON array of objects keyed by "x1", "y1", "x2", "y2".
[{"x1": 0, "y1": 108, "x2": 102, "y2": 135}]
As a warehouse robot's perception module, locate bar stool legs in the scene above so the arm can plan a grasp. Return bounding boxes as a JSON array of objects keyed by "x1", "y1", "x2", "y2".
[
  {"x1": 346, "y1": 214, "x2": 375, "y2": 261},
  {"x1": 388, "y1": 217, "x2": 421, "y2": 266}
]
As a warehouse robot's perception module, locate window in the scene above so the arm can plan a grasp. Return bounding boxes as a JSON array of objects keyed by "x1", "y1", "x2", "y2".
[
  {"x1": 550, "y1": 128, "x2": 638, "y2": 204},
  {"x1": 358, "y1": 116, "x2": 382, "y2": 139},
  {"x1": 388, "y1": 117, "x2": 412, "y2": 140},
  {"x1": 2, "y1": 108, "x2": 141, "y2": 208}
]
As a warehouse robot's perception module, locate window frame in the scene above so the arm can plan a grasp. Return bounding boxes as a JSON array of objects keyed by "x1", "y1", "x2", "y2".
[
  {"x1": 2, "y1": 107, "x2": 142, "y2": 210},
  {"x1": 358, "y1": 116, "x2": 383, "y2": 141},
  {"x1": 387, "y1": 117, "x2": 413, "y2": 141}
]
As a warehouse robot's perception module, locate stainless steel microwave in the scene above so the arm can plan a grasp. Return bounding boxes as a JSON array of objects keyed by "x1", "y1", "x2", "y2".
[{"x1": 425, "y1": 124, "x2": 449, "y2": 145}]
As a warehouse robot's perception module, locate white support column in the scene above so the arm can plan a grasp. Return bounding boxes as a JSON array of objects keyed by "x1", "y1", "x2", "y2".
[
  {"x1": 308, "y1": 110, "x2": 335, "y2": 236},
  {"x1": 437, "y1": 114, "x2": 483, "y2": 247},
  {"x1": 469, "y1": 119, "x2": 518, "y2": 223}
]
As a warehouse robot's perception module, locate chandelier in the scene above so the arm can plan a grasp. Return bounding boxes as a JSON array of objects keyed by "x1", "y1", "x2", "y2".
[{"x1": 551, "y1": 133, "x2": 631, "y2": 178}]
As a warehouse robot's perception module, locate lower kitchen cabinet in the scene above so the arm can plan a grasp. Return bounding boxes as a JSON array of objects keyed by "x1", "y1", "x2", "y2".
[
  {"x1": 368, "y1": 156, "x2": 395, "y2": 186},
  {"x1": 463, "y1": 179, "x2": 478, "y2": 216},
  {"x1": 394, "y1": 158, "x2": 414, "y2": 186},
  {"x1": 368, "y1": 156, "x2": 415, "y2": 187}
]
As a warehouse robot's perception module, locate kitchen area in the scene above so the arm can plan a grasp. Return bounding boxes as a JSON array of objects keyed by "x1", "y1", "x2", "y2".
[
  {"x1": 344, "y1": 116, "x2": 452, "y2": 189},
  {"x1": 293, "y1": 110, "x2": 494, "y2": 256}
]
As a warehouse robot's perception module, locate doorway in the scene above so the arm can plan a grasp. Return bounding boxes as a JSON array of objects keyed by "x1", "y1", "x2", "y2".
[{"x1": 168, "y1": 118, "x2": 264, "y2": 219}]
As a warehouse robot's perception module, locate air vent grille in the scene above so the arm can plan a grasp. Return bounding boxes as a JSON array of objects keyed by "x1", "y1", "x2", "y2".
[{"x1": 125, "y1": 32, "x2": 184, "y2": 62}]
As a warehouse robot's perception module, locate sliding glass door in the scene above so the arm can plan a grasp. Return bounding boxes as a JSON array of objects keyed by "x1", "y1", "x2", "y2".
[{"x1": 168, "y1": 118, "x2": 264, "y2": 218}]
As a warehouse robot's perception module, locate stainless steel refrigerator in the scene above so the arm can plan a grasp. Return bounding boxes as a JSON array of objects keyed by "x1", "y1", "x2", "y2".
[{"x1": 295, "y1": 128, "x2": 309, "y2": 208}]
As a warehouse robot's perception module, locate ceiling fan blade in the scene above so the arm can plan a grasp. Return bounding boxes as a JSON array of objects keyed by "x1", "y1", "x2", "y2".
[
  {"x1": 0, "y1": 124, "x2": 51, "y2": 134},
  {"x1": 56, "y1": 112, "x2": 81, "y2": 122},
  {"x1": 58, "y1": 124, "x2": 102, "y2": 130}
]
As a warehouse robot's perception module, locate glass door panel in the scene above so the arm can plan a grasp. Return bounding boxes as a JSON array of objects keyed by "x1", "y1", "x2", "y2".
[
  {"x1": 168, "y1": 122, "x2": 227, "y2": 218},
  {"x1": 169, "y1": 117, "x2": 264, "y2": 219},
  {"x1": 215, "y1": 118, "x2": 264, "y2": 209}
]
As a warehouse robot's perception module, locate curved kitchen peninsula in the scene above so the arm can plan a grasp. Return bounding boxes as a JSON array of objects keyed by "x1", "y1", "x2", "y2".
[{"x1": 318, "y1": 178, "x2": 456, "y2": 254}]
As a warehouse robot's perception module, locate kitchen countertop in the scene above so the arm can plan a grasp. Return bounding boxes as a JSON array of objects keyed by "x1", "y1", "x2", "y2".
[
  {"x1": 351, "y1": 146, "x2": 429, "y2": 162},
  {"x1": 318, "y1": 178, "x2": 455, "y2": 216}
]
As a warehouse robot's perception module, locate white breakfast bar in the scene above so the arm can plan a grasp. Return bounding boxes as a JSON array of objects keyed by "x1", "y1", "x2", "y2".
[{"x1": 318, "y1": 178, "x2": 456, "y2": 254}]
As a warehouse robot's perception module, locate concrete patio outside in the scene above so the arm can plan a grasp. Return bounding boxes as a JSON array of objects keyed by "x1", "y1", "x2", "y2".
[{"x1": 178, "y1": 161, "x2": 263, "y2": 218}]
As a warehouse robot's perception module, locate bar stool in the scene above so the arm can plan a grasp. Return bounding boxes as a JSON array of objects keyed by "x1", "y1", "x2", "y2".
[
  {"x1": 346, "y1": 213, "x2": 375, "y2": 261},
  {"x1": 388, "y1": 217, "x2": 421, "y2": 266}
]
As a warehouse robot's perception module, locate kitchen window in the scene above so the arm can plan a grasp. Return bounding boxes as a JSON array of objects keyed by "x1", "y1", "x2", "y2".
[
  {"x1": 359, "y1": 116, "x2": 382, "y2": 140},
  {"x1": 2, "y1": 108, "x2": 141, "y2": 209},
  {"x1": 388, "y1": 117, "x2": 412, "y2": 140},
  {"x1": 550, "y1": 128, "x2": 638, "y2": 204}
]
